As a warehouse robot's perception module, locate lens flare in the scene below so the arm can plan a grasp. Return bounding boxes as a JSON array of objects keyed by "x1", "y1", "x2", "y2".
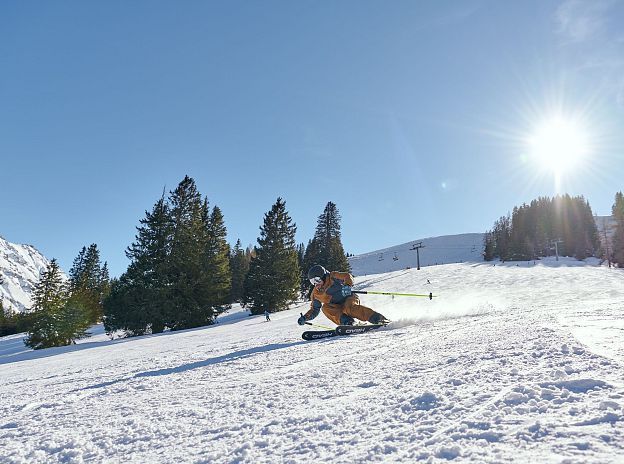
[{"x1": 528, "y1": 116, "x2": 590, "y2": 173}]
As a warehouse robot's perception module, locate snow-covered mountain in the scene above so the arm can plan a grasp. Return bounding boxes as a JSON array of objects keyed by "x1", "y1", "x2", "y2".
[
  {"x1": 349, "y1": 232, "x2": 484, "y2": 276},
  {"x1": 0, "y1": 235, "x2": 52, "y2": 313}
]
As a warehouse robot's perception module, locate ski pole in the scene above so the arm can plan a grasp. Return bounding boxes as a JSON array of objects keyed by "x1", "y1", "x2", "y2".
[
  {"x1": 300, "y1": 312, "x2": 334, "y2": 330},
  {"x1": 352, "y1": 290, "x2": 435, "y2": 300},
  {"x1": 304, "y1": 321, "x2": 334, "y2": 330}
]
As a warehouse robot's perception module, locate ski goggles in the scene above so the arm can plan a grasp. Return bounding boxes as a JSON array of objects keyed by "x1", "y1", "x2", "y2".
[{"x1": 309, "y1": 276, "x2": 323, "y2": 285}]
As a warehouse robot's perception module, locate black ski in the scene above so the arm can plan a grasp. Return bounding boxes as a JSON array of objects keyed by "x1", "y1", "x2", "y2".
[
  {"x1": 301, "y1": 324, "x2": 386, "y2": 341},
  {"x1": 335, "y1": 324, "x2": 385, "y2": 335},
  {"x1": 301, "y1": 329, "x2": 337, "y2": 341}
]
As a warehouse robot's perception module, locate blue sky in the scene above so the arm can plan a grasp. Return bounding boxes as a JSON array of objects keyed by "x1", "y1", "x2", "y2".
[{"x1": 1, "y1": 0, "x2": 623, "y2": 277}]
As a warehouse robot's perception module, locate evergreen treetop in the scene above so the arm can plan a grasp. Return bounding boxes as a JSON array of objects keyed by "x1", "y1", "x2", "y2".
[
  {"x1": 244, "y1": 197, "x2": 300, "y2": 314},
  {"x1": 303, "y1": 201, "x2": 350, "y2": 276},
  {"x1": 69, "y1": 243, "x2": 110, "y2": 323},
  {"x1": 229, "y1": 239, "x2": 250, "y2": 303}
]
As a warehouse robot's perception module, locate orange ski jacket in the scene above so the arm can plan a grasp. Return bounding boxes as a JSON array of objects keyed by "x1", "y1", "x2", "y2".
[{"x1": 304, "y1": 271, "x2": 354, "y2": 320}]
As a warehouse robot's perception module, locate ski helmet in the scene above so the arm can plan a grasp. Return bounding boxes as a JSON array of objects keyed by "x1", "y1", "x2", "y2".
[{"x1": 307, "y1": 264, "x2": 327, "y2": 282}]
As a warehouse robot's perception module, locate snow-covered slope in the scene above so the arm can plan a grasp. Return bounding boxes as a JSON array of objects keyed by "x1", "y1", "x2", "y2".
[
  {"x1": 0, "y1": 236, "x2": 52, "y2": 313},
  {"x1": 349, "y1": 232, "x2": 484, "y2": 276},
  {"x1": 1, "y1": 257, "x2": 623, "y2": 463}
]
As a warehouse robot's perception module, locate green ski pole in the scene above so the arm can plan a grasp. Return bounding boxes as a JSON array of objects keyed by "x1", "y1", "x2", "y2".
[
  {"x1": 301, "y1": 312, "x2": 334, "y2": 330},
  {"x1": 304, "y1": 321, "x2": 335, "y2": 330},
  {"x1": 352, "y1": 290, "x2": 435, "y2": 300}
]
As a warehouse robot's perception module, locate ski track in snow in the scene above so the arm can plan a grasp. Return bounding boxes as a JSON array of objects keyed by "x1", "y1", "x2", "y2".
[{"x1": 1, "y1": 259, "x2": 623, "y2": 463}]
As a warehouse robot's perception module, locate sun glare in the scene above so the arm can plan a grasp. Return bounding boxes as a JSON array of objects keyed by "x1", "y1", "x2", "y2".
[{"x1": 528, "y1": 116, "x2": 590, "y2": 173}]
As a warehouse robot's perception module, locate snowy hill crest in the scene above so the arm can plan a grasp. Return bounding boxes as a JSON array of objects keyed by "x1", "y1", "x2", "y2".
[
  {"x1": 349, "y1": 233, "x2": 485, "y2": 276},
  {"x1": 0, "y1": 235, "x2": 52, "y2": 313}
]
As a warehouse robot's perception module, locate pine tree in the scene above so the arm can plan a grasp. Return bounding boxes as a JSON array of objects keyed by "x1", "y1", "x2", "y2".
[
  {"x1": 70, "y1": 247, "x2": 86, "y2": 284},
  {"x1": 103, "y1": 275, "x2": 151, "y2": 337},
  {"x1": 246, "y1": 246, "x2": 255, "y2": 262},
  {"x1": 0, "y1": 295, "x2": 18, "y2": 336},
  {"x1": 60, "y1": 295, "x2": 94, "y2": 344},
  {"x1": 244, "y1": 198, "x2": 300, "y2": 314},
  {"x1": 534, "y1": 197, "x2": 552, "y2": 256},
  {"x1": 612, "y1": 192, "x2": 624, "y2": 266},
  {"x1": 104, "y1": 195, "x2": 172, "y2": 335},
  {"x1": 483, "y1": 231, "x2": 495, "y2": 261},
  {"x1": 25, "y1": 259, "x2": 90, "y2": 349},
  {"x1": 229, "y1": 239, "x2": 249, "y2": 303},
  {"x1": 296, "y1": 243, "x2": 307, "y2": 297},
  {"x1": 302, "y1": 201, "x2": 350, "y2": 296},
  {"x1": 308, "y1": 202, "x2": 350, "y2": 272},
  {"x1": 100, "y1": 262, "x2": 111, "y2": 302},
  {"x1": 69, "y1": 244, "x2": 109, "y2": 323},
  {"x1": 25, "y1": 259, "x2": 68, "y2": 349},
  {"x1": 167, "y1": 176, "x2": 215, "y2": 329},
  {"x1": 575, "y1": 198, "x2": 600, "y2": 260},
  {"x1": 203, "y1": 205, "x2": 231, "y2": 317},
  {"x1": 492, "y1": 215, "x2": 511, "y2": 261},
  {"x1": 104, "y1": 176, "x2": 232, "y2": 335}
]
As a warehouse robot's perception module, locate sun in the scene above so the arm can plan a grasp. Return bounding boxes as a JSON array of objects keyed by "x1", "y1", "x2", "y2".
[{"x1": 527, "y1": 115, "x2": 590, "y2": 174}]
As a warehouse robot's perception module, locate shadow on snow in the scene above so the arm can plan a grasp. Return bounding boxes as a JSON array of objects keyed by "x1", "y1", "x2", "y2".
[
  {"x1": 0, "y1": 308, "x2": 259, "y2": 366},
  {"x1": 76, "y1": 340, "x2": 305, "y2": 391}
]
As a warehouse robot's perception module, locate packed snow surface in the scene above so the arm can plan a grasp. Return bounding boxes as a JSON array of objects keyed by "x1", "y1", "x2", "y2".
[{"x1": 1, "y1": 258, "x2": 623, "y2": 463}]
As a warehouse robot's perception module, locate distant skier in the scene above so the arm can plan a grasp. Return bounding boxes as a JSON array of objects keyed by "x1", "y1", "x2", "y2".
[
  {"x1": 264, "y1": 310, "x2": 271, "y2": 322},
  {"x1": 298, "y1": 265, "x2": 389, "y2": 327}
]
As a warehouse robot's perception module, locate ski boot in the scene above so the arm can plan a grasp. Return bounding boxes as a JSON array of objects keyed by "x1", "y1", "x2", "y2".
[
  {"x1": 368, "y1": 313, "x2": 390, "y2": 326},
  {"x1": 339, "y1": 314, "x2": 355, "y2": 326}
]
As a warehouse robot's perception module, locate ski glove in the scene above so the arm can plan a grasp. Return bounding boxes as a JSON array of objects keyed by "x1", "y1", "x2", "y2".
[
  {"x1": 297, "y1": 314, "x2": 307, "y2": 326},
  {"x1": 341, "y1": 285, "x2": 352, "y2": 297}
]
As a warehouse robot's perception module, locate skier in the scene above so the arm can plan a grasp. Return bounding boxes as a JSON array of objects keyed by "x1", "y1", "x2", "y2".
[
  {"x1": 264, "y1": 310, "x2": 271, "y2": 322},
  {"x1": 298, "y1": 264, "x2": 389, "y2": 327}
]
